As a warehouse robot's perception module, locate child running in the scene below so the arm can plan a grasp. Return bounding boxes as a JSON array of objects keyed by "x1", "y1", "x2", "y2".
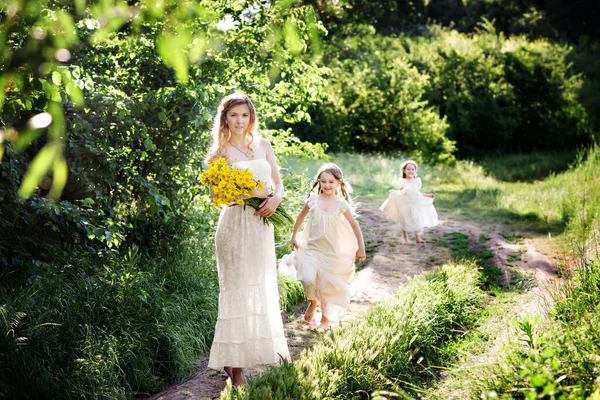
[
  {"x1": 290, "y1": 163, "x2": 366, "y2": 332},
  {"x1": 380, "y1": 159, "x2": 439, "y2": 244}
]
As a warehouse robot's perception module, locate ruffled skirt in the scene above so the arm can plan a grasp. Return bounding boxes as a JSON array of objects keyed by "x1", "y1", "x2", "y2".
[{"x1": 380, "y1": 190, "x2": 439, "y2": 233}]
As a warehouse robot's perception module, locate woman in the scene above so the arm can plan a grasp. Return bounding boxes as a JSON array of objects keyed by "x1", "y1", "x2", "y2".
[{"x1": 206, "y1": 92, "x2": 290, "y2": 386}]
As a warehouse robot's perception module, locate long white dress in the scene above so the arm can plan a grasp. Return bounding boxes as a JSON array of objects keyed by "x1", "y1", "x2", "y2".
[
  {"x1": 208, "y1": 159, "x2": 290, "y2": 369},
  {"x1": 293, "y1": 193, "x2": 358, "y2": 321},
  {"x1": 380, "y1": 177, "x2": 439, "y2": 233}
]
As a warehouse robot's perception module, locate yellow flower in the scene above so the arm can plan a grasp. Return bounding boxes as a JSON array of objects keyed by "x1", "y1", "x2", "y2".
[{"x1": 200, "y1": 157, "x2": 264, "y2": 208}]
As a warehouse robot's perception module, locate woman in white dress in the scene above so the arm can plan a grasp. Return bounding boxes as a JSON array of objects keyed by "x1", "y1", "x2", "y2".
[
  {"x1": 205, "y1": 92, "x2": 290, "y2": 386},
  {"x1": 380, "y1": 160, "x2": 438, "y2": 244}
]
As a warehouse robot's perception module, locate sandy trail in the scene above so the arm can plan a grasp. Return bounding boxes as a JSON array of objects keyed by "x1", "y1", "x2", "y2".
[{"x1": 148, "y1": 199, "x2": 555, "y2": 400}]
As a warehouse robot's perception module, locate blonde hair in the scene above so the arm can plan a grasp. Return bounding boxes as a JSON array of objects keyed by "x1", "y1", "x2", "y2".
[
  {"x1": 206, "y1": 92, "x2": 259, "y2": 162},
  {"x1": 309, "y1": 163, "x2": 353, "y2": 201},
  {"x1": 400, "y1": 160, "x2": 418, "y2": 179}
]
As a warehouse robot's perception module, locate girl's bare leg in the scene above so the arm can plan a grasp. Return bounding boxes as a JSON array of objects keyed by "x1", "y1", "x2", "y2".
[
  {"x1": 402, "y1": 231, "x2": 409, "y2": 244},
  {"x1": 224, "y1": 366, "x2": 233, "y2": 380},
  {"x1": 232, "y1": 367, "x2": 247, "y2": 386},
  {"x1": 314, "y1": 315, "x2": 330, "y2": 331},
  {"x1": 304, "y1": 299, "x2": 317, "y2": 322}
]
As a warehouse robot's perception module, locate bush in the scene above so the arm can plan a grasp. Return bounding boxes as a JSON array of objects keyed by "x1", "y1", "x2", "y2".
[
  {"x1": 404, "y1": 24, "x2": 591, "y2": 156},
  {"x1": 293, "y1": 24, "x2": 456, "y2": 163}
]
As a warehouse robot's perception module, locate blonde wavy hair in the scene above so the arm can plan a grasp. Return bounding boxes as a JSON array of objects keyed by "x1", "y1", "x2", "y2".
[
  {"x1": 309, "y1": 163, "x2": 353, "y2": 202},
  {"x1": 206, "y1": 92, "x2": 259, "y2": 162}
]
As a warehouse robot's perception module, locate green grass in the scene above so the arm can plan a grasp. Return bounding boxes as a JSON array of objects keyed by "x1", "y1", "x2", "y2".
[
  {"x1": 424, "y1": 147, "x2": 600, "y2": 399},
  {"x1": 3, "y1": 147, "x2": 594, "y2": 399},
  {"x1": 0, "y1": 230, "x2": 220, "y2": 399},
  {"x1": 278, "y1": 275, "x2": 307, "y2": 313},
  {"x1": 473, "y1": 151, "x2": 577, "y2": 183}
]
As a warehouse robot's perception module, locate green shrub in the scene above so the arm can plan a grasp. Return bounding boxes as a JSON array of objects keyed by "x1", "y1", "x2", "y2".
[
  {"x1": 293, "y1": 24, "x2": 456, "y2": 163},
  {"x1": 404, "y1": 24, "x2": 590, "y2": 156}
]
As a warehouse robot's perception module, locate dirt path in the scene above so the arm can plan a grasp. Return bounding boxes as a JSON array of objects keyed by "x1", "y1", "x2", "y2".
[{"x1": 148, "y1": 199, "x2": 556, "y2": 400}]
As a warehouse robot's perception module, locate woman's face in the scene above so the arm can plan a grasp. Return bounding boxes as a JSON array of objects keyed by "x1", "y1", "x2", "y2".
[
  {"x1": 226, "y1": 104, "x2": 251, "y2": 137},
  {"x1": 319, "y1": 171, "x2": 340, "y2": 195},
  {"x1": 404, "y1": 163, "x2": 417, "y2": 178}
]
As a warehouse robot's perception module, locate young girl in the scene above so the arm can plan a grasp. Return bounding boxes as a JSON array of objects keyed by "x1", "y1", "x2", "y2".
[
  {"x1": 290, "y1": 163, "x2": 366, "y2": 331},
  {"x1": 380, "y1": 159, "x2": 439, "y2": 244}
]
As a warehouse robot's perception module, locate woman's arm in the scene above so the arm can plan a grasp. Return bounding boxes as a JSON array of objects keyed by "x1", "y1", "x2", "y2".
[
  {"x1": 254, "y1": 139, "x2": 282, "y2": 218},
  {"x1": 343, "y1": 209, "x2": 366, "y2": 262},
  {"x1": 290, "y1": 204, "x2": 310, "y2": 250}
]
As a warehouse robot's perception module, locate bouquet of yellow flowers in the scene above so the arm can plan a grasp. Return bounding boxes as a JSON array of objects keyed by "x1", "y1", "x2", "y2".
[{"x1": 200, "y1": 158, "x2": 293, "y2": 230}]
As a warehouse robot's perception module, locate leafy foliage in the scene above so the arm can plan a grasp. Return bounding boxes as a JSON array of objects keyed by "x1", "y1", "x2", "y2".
[
  {"x1": 404, "y1": 24, "x2": 591, "y2": 156},
  {"x1": 292, "y1": 24, "x2": 456, "y2": 163}
]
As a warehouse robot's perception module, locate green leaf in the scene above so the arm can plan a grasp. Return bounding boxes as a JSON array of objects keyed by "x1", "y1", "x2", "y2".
[
  {"x1": 18, "y1": 143, "x2": 59, "y2": 199},
  {"x1": 284, "y1": 17, "x2": 303, "y2": 56},
  {"x1": 47, "y1": 101, "x2": 65, "y2": 140},
  {"x1": 0, "y1": 76, "x2": 6, "y2": 111},
  {"x1": 42, "y1": 81, "x2": 62, "y2": 103},
  {"x1": 52, "y1": 71, "x2": 62, "y2": 85},
  {"x1": 48, "y1": 155, "x2": 68, "y2": 199},
  {"x1": 74, "y1": 0, "x2": 86, "y2": 14},
  {"x1": 13, "y1": 128, "x2": 44, "y2": 152},
  {"x1": 156, "y1": 29, "x2": 191, "y2": 83}
]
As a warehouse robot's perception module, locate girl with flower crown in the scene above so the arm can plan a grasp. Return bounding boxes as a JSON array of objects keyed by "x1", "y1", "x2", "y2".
[{"x1": 289, "y1": 163, "x2": 366, "y2": 332}]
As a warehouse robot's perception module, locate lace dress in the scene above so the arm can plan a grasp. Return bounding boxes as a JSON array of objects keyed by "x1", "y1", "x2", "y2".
[
  {"x1": 380, "y1": 177, "x2": 439, "y2": 233},
  {"x1": 208, "y1": 158, "x2": 290, "y2": 369},
  {"x1": 293, "y1": 193, "x2": 358, "y2": 321}
]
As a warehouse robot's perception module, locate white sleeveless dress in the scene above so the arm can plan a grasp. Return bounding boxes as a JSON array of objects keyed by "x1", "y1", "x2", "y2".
[
  {"x1": 293, "y1": 193, "x2": 358, "y2": 321},
  {"x1": 208, "y1": 159, "x2": 290, "y2": 369},
  {"x1": 380, "y1": 177, "x2": 439, "y2": 233}
]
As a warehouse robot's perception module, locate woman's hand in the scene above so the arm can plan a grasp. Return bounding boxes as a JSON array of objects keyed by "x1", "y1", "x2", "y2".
[
  {"x1": 254, "y1": 195, "x2": 280, "y2": 218},
  {"x1": 290, "y1": 237, "x2": 299, "y2": 251},
  {"x1": 250, "y1": 184, "x2": 272, "y2": 199},
  {"x1": 355, "y1": 247, "x2": 366, "y2": 262}
]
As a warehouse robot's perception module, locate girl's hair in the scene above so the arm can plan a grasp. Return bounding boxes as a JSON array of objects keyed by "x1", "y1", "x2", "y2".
[
  {"x1": 206, "y1": 92, "x2": 259, "y2": 162},
  {"x1": 400, "y1": 160, "x2": 418, "y2": 178},
  {"x1": 309, "y1": 163, "x2": 353, "y2": 201}
]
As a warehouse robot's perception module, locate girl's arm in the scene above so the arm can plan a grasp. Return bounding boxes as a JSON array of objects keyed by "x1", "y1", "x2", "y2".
[
  {"x1": 291, "y1": 204, "x2": 310, "y2": 250},
  {"x1": 417, "y1": 178, "x2": 434, "y2": 198},
  {"x1": 255, "y1": 139, "x2": 283, "y2": 218},
  {"x1": 398, "y1": 178, "x2": 405, "y2": 190},
  {"x1": 343, "y1": 209, "x2": 366, "y2": 262}
]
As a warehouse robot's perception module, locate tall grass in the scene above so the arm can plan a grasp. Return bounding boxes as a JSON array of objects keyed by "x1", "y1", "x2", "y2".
[
  {"x1": 425, "y1": 147, "x2": 600, "y2": 399},
  {"x1": 221, "y1": 260, "x2": 485, "y2": 399},
  {"x1": 0, "y1": 225, "x2": 219, "y2": 399}
]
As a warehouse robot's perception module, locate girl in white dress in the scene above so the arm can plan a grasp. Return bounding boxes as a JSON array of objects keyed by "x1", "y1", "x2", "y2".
[
  {"x1": 380, "y1": 160, "x2": 439, "y2": 244},
  {"x1": 290, "y1": 163, "x2": 366, "y2": 331},
  {"x1": 206, "y1": 92, "x2": 290, "y2": 386}
]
